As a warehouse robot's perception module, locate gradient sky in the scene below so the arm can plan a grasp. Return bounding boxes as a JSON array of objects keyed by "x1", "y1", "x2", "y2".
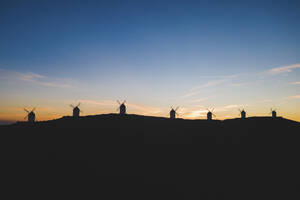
[{"x1": 1, "y1": 0, "x2": 300, "y2": 123}]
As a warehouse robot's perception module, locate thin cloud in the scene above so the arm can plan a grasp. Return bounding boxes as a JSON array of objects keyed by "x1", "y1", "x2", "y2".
[
  {"x1": 182, "y1": 74, "x2": 239, "y2": 99},
  {"x1": 18, "y1": 72, "x2": 45, "y2": 82},
  {"x1": 38, "y1": 82, "x2": 72, "y2": 88},
  {"x1": 201, "y1": 104, "x2": 248, "y2": 113},
  {"x1": 127, "y1": 103, "x2": 163, "y2": 114},
  {"x1": 182, "y1": 91, "x2": 200, "y2": 98},
  {"x1": 287, "y1": 95, "x2": 300, "y2": 99},
  {"x1": 181, "y1": 104, "x2": 248, "y2": 119},
  {"x1": 224, "y1": 104, "x2": 246, "y2": 109},
  {"x1": 268, "y1": 63, "x2": 300, "y2": 75},
  {"x1": 191, "y1": 74, "x2": 238, "y2": 91},
  {"x1": 0, "y1": 68, "x2": 73, "y2": 88},
  {"x1": 79, "y1": 99, "x2": 116, "y2": 106},
  {"x1": 290, "y1": 81, "x2": 300, "y2": 85},
  {"x1": 10, "y1": 106, "x2": 54, "y2": 112},
  {"x1": 229, "y1": 82, "x2": 248, "y2": 87},
  {"x1": 80, "y1": 99, "x2": 163, "y2": 115},
  {"x1": 188, "y1": 97, "x2": 209, "y2": 103},
  {"x1": 192, "y1": 79, "x2": 227, "y2": 89},
  {"x1": 183, "y1": 110, "x2": 207, "y2": 118},
  {"x1": 258, "y1": 99, "x2": 272, "y2": 103}
]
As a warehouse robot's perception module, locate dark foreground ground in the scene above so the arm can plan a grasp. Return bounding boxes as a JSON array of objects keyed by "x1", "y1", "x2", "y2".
[{"x1": 1, "y1": 114, "x2": 300, "y2": 199}]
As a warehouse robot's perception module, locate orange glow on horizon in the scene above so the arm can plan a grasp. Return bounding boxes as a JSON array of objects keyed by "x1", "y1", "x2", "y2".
[{"x1": 1, "y1": 110, "x2": 299, "y2": 123}]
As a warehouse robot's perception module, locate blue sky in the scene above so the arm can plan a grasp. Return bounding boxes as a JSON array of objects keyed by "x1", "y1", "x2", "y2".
[{"x1": 0, "y1": 0, "x2": 300, "y2": 122}]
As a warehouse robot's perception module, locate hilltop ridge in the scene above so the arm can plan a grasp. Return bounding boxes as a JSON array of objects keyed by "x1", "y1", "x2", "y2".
[
  {"x1": 4, "y1": 113, "x2": 300, "y2": 126},
  {"x1": 1, "y1": 113, "x2": 300, "y2": 199}
]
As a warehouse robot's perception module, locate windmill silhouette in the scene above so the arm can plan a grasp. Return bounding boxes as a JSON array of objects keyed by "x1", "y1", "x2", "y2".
[
  {"x1": 170, "y1": 106, "x2": 179, "y2": 119},
  {"x1": 270, "y1": 108, "x2": 277, "y2": 118},
  {"x1": 239, "y1": 108, "x2": 246, "y2": 119},
  {"x1": 117, "y1": 100, "x2": 126, "y2": 115},
  {"x1": 24, "y1": 108, "x2": 36, "y2": 122},
  {"x1": 207, "y1": 108, "x2": 216, "y2": 120},
  {"x1": 70, "y1": 103, "x2": 82, "y2": 118}
]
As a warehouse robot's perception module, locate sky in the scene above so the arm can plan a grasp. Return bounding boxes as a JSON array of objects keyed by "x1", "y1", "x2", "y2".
[{"x1": 0, "y1": 0, "x2": 300, "y2": 124}]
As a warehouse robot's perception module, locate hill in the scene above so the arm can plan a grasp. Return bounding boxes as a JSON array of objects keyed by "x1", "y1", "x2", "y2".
[{"x1": 1, "y1": 114, "x2": 300, "y2": 199}]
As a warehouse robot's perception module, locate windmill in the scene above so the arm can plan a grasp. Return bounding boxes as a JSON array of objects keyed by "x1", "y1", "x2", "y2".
[
  {"x1": 117, "y1": 100, "x2": 126, "y2": 115},
  {"x1": 239, "y1": 108, "x2": 246, "y2": 119},
  {"x1": 24, "y1": 108, "x2": 36, "y2": 122},
  {"x1": 70, "y1": 103, "x2": 81, "y2": 118},
  {"x1": 170, "y1": 106, "x2": 179, "y2": 119},
  {"x1": 270, "y1": 108, "x2": 277, "y2": 118},
  {"x1": 207, "y1": 108, "x2": 216, "y2": 120}
]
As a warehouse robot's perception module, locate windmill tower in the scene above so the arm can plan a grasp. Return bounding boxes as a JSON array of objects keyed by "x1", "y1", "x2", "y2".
[
  {"x1": 239, "y1": 109, "x2": 246, "y2": 119},
  {"x1": 70, "y1": 103, "x2": 81, "y2": 118},
  {"x1": 270, "y1": 108, "x2": 277, "y2": 118},
  {"x1": 207, "y1": 108, "x2": 215, "y2": 120},
  {"x1": 24, "y1": 108, "x2": 36, "y2": 123},
  {"x1": 170, "y1": 106, "x2": 179, "y2": 119},
  {"x1": 117, "y1": 100, "x2": 126, "y2": 115}
]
